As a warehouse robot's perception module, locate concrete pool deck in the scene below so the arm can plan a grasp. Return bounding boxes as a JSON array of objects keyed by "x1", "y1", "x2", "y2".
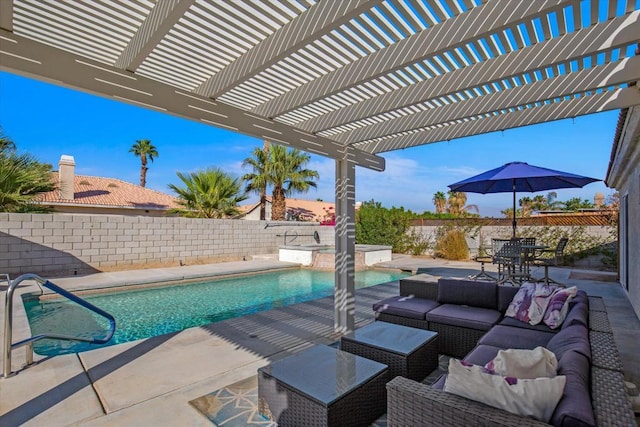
[{"x1": 1, "y1": 257, "x2": 639, "y2": 425}]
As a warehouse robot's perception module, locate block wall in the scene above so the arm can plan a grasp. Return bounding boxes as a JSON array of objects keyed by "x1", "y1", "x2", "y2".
[{"x1": 0, "y1": 213, "x2": 335, "y2": 277}]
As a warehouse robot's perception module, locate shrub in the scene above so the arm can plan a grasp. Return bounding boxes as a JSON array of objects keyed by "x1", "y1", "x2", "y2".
[
  {"x1": 435, "y1": 228, "x2": 468, "y2": 260},
  {"x1": 355, "y1": 200, "x2": 412, "y2": 252}
]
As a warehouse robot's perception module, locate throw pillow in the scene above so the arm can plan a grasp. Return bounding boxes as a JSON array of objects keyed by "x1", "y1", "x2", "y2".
[
  {"x1": 543, "y1": 286, "x2": 578, "y2": 329},
  {"x1": 528, "y1": 284, "x2": 558, "y2": 325},
  {"x1": 505, "y1": 282, "x2": 557, "y2": 325},
  {"x1": 485, "y1": 347, "x2": 557, "y2": 379},
  {"x1": 444, "y1": 359, "x2": 566, "y2": 423}
]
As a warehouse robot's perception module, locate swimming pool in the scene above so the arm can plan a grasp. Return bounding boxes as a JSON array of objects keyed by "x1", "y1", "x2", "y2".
[{"x1": 23, "y1": 269, "x2": 409, "y2": 356}]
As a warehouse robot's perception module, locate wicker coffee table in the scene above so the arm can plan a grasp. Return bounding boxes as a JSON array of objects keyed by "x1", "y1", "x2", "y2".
[
  {"x1": 341, "y1": 321, "x2": 439, "y2": 381},
  {"x1": 258, "y1": 345, "x2": 388, "y2": 427}
]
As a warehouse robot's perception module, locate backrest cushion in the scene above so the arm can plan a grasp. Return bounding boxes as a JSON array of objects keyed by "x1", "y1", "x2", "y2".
[
  {"x1": 497, "y1": 285, "x2": 520, "y2": 312},
  {"x1": 550, "y1": 350, "x2": 596, "y2": 427},
  {"x1": 562, "y1": 301, "x2": 589, "y2": 329},
  {"x1": 437, "y1": 278, "x2": 497, "y2": 309},
  {"x1": 546, "y1": 324, "x2": 591, "y2": 361}
]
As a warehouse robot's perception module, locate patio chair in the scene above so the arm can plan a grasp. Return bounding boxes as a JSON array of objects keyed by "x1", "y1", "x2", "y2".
[
  {"x1": 494, "y1": 240, "x2": 528, "y2": 285},
  {"x1": 533, "y1": 237, "x2": 569, "y2": 285},
  {"x1": 466, "y1": 234, "x2": 495, "y2": 281}
]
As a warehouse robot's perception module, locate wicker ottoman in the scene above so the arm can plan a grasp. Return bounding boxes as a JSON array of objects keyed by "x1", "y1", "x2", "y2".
[
  {"x1": 341, "y1": 321, "x2": 439, "y2": 381},
  {"x1": 258, "y1": 345, "x2": 389, "y2": 427}
]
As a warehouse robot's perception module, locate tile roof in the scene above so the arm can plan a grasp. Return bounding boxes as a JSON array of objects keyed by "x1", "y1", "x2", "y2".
[
  {"x1": 240, "y1": 197, "x2": 335, "y2": 222},
  {"x1": 37, "y1": 174, "x2": 180, "y2": 210}
]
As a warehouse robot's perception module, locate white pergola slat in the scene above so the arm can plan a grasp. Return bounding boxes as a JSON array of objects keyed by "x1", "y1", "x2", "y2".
[
  {"x1": 359, "y1": 86, "x2": 640, "y2": 152},
  {"x1": 340, "y1": 55, "x2": 640, "y2": 145},
  {"x1": 1, "y1": 0, "x2": 639, "y2": 333},
  {"x1": 300, "y1": 12, "x2": 640, "y2": 136},
  {"x1": 251, "y1": 0, "x2": 575, "y2": 118}
]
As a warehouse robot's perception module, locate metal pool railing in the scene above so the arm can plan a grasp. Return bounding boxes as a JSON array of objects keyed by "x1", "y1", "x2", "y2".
[{"x1": 3, "y1": 273, "x2": 116, "y2": 378}]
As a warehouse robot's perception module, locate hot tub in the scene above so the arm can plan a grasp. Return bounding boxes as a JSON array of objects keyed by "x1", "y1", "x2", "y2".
[{"x1": 279, "y1": 244, "x2": 392, "y2": 268}]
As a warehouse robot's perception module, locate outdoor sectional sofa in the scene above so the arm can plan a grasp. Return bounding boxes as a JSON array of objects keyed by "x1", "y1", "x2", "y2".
[{"x1": 372, "y1": 275, "x2": 636, "y2": 426}]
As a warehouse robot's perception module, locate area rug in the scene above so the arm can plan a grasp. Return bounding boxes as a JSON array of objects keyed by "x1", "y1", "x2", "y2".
[{"x1": 189, "y1": 356, "x2": 449, "y2": 426}]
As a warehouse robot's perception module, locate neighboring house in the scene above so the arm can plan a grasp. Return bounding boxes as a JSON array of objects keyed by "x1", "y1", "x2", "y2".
[
  {"x1": 606, "y1": 106, "x2": 640, "y2": 318},
  {"x1": 36, "y1": 155, "x2": 180, "y2": 216},
  {"x1": 239, "y1": 197, "x2": 335, "y2": 223}
]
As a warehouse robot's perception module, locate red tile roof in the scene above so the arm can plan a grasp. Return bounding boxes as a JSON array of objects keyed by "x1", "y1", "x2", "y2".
[
  {"x1": 239, "y1": 197, "x2": 335, "y2": 221},
  {"x1": 36, "y1": 174, "x2": 180, "y2": 210}
]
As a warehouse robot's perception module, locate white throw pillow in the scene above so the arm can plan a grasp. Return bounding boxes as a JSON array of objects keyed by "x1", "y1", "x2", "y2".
[
  {"x1": 485, "y1": 347, "x2": 557, "y2": 379},
  {"x1": 444, "y1": 359, "x2": 566, "y2": 422}
]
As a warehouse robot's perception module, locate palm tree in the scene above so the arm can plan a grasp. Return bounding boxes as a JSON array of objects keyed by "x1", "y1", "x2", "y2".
[
  {"x1": 433, "y1": 191, "x2": 446, "y2": 214},
  {"x1": 0, "y1": 153, "x2": 55, "y2": 212},
  {"x1": 447, "y1": 191, "x2": 478, "y2": 217},
  {"x1": 242, "y1": 140, "x2": 270, "y2": 220},
  {"x1": 129, "y1": 139, "x2": 158, "y2": 187},
  {"x1": 269, "y1": 145, "x2": 319, "y2": 220},
  {"x1": 168, "y1": 168, "x2": 248, "y2": 218},
  {"x1": 0, "y1": 127, "x2": 16, "y2": 154}
]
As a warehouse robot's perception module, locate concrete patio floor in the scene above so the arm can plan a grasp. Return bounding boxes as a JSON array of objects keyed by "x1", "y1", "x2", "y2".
[{"x1": 1, "y1": 257, "x2": 638, "y2": 426}]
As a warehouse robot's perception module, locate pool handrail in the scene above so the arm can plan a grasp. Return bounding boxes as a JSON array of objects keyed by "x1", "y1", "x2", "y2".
[{"x1": 3, "y1": 273, "x2": 116, "y2": 378}]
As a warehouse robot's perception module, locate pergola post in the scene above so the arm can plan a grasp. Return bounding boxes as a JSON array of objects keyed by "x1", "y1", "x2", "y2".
[{"x1": 334, "y1": 149, "x2": 356, "y2": 334}]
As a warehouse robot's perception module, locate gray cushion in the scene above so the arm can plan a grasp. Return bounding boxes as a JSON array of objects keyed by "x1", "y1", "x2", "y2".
[
  {"x1": 463, "y1": 344, "x2": 503, "y2": 366},
  {"x1": 562, "y1": 302, "x2": 589, "y2": 329},
  {"x1": 372, "y1": 295, "x2": 440, "y2": 320},
  {"x1": 546, "y1": 324, "x2": 591, "y2": 361},
  {"x1": 497, "y1": 285, "x2": 520, "y2": 312},
  {"x1": 437, "y1": 278, "x2": 497, "y2": 309},
  {"x1": 431, "y1": 373, "x2": 447, "y2": 390},
  {"x1": 550, "y1": 350, "x2": 596, "y2": 427},
  {"x1": 499, "y1": 316, "x2": 558, "y2": 333},
  {"x1": 478, "y1": 325, "x2": 555, "y2": 349},
  {"x1": 426, "y1": 304, "x2": 501, "y2": 331},
  {"x1": 569, "y1": 290, "x2": 588, "y2": 309}
]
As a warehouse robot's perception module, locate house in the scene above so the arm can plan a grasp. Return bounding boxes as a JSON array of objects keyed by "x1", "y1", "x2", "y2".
[
  {"x1": 35, "y1": 155, "x2": 180, "y2": 216},
  {"x1": 239, "y1": 197, "x2": 335, "y2": 223},
  {"x1": 606, "y1": 105, "x2": 640, "y2": 318}
]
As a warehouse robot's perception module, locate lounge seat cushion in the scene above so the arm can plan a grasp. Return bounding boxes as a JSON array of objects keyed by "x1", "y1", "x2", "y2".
[
  {"x1": 550, "y1": 350, "x2": 596, "y2": 427},
  {"x1": 463, "y1": 344, "x2": 503, "y2": 366},
  {"x1": 426, "y1": 304, "x2": 501, "y2": 331},
  {"x1": 499, "y1": 316, "x2": 557, "y2": 333},
  {"x1": 372, "y1": 295, "x2": 440, "y2": 320},
  {"x1": 478, "y1": 325, "x2": 555, "y2": 349},
  {"x1": 437, "y1": 278, "x2": 497, "y2": 309},
  {"x1": 546, "y1": 324, "x2": 591, "y2": 361}
]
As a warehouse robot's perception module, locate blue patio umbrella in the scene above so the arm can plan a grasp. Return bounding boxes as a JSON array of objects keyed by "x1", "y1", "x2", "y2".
[{"x1": 448, "y1": 162, "x2": 600, "y2": 237}]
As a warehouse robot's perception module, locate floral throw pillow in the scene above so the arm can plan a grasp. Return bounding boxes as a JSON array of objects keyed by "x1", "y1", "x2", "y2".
[
  {"x1": 543, "y1": 286, "x2": 578, "y2": 329},
  {"x1": 505, "y1": 282, "x2": 557, "y2": 325}
]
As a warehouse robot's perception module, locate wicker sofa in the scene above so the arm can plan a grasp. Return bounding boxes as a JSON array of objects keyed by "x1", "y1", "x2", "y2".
[{"x1": 372, "y1": 275, "x2": 636, "y2": 426}]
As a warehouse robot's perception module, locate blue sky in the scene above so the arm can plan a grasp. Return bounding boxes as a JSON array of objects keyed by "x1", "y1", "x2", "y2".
[{"x1": 0, "y1": 71, "x2": 616, "y2": 217}]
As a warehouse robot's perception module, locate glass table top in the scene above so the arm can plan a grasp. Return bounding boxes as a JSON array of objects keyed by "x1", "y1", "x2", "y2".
[
  {"x1": 258, "y1": 345, "x2": 387, "y2": 406},
  {"x1": 342, "y1": 321, "x2": 438, "y2": 355}
]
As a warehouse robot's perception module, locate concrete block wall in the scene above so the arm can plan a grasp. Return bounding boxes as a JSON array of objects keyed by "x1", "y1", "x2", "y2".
[{"x1": 0, "y1": 213, "x2": 335, "y2": 277}]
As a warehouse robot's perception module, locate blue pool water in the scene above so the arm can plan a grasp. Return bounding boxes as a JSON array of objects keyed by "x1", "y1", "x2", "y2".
[{"x1": 23, "y1": 269, "x2": 409, "y2": 356}]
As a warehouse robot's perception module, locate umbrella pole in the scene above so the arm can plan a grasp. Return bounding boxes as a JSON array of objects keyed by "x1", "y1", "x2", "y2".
[{"x1": 512, "y1": 180, "x2": 517, "y2": 238}]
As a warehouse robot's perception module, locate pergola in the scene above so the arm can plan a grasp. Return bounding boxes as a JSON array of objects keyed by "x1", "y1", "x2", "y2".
[{"x1": 1, "y1": 0, "x2": 639, "y2": 332}]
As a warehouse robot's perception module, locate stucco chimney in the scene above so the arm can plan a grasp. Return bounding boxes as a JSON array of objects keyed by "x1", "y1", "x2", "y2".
[{"x1": 58, "y1": 155, "x2": 75, "y2": 200}]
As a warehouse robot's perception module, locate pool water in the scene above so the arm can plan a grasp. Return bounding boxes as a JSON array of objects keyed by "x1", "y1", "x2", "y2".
[{"x1": 23, "y1": 269, "x2": 409, "y2": 356}]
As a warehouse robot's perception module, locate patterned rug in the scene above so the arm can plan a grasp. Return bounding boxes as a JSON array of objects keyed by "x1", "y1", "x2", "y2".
[{"x1": 189, "y1": 356, "x2": 450, "y2": 426}]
